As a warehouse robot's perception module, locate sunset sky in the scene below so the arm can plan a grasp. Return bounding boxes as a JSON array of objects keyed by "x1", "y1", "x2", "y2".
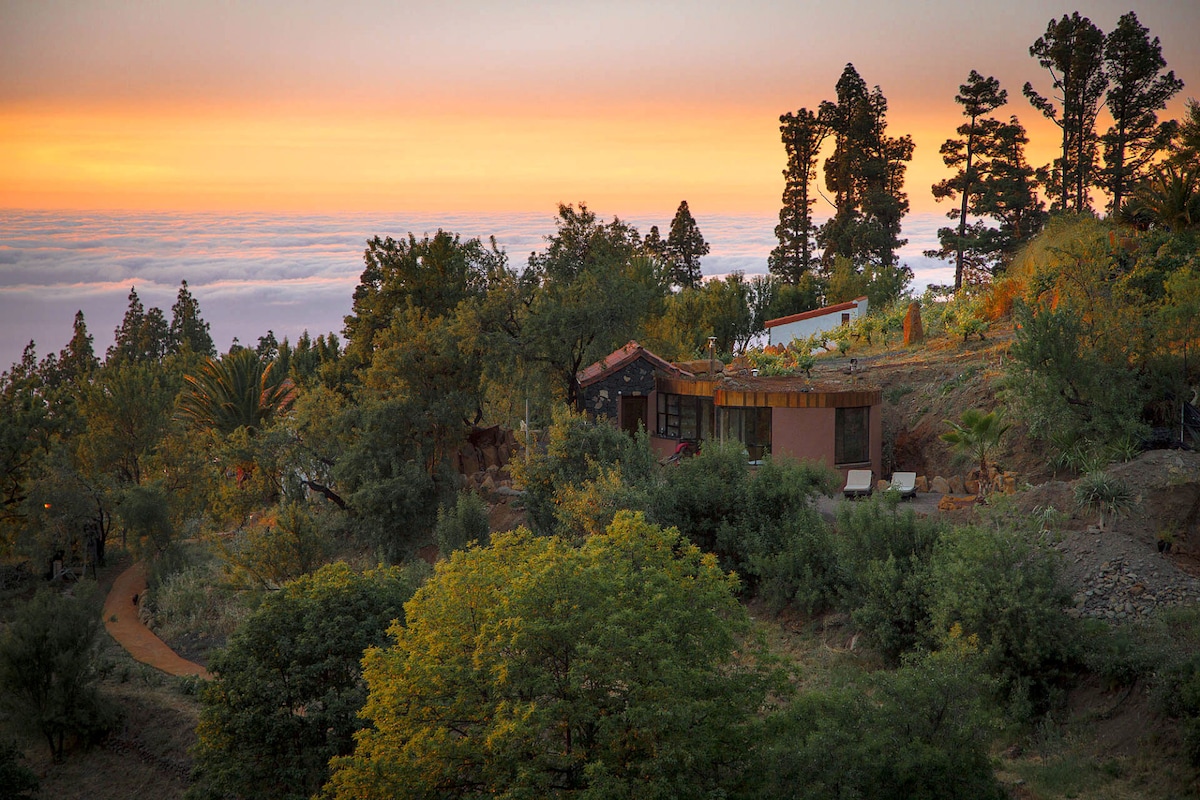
[{"x1": 3, "y1": 0, "x2": 1198, "y2": 216}]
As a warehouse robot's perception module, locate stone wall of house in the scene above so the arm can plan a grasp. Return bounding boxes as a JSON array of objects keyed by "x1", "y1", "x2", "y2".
[{"x1": 580, "y1": 356, "x2": 657, "y2": 418}]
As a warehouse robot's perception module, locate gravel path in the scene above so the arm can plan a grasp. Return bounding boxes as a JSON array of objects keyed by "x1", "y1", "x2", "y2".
[{"x1": 103, "y1": 561, "x2": 210, "y2": 679}]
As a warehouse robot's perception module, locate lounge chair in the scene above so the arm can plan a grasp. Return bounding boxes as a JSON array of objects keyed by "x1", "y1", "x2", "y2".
[
  {"x1": 890, "y1": 471, "x2": 917, "y2": 499},
  {"x1": 842, "y1": 469, "x2": 874, "y2": 498}
]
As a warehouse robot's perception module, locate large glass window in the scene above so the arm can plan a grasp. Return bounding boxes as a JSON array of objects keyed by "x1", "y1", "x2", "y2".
[
  {"x1": 656, "y1": 394, "x2": 713, "y2": 441},
  {"x1": 720, "y1": 406, "x2": 772, "y2": 463},
  {"x1": 835, "y1": 406, "x2": 870, "y2": 465}
]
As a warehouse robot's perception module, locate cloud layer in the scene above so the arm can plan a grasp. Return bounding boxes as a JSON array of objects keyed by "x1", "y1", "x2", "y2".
[{"x1": 0, "y1": 208, "x2": 952, "y2": 369}]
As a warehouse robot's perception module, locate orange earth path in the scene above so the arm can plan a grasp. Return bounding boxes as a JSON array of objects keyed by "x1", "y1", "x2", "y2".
[{"x1": 103, "y1": 561, "x2": 210, "y2": 679}]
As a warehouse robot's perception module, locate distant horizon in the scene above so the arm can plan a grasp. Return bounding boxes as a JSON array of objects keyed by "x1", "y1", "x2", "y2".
[{"x1": 0, "y1": 206, "x2": 955, "y2": 370}]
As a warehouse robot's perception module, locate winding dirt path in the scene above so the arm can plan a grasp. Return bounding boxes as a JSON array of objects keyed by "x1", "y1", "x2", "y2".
[{"x1": 103, "y1": 561, "x2": 210, "y2": 679}]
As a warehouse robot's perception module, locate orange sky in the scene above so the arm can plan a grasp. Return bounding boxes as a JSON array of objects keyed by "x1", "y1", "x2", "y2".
[{"x1": 1, "y1": 1, "x2": 1196, "y2": 216}]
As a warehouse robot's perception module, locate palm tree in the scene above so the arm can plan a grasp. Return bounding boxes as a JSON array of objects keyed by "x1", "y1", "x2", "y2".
[
  {"x1": 1121, "y1": 162, "x2": 1199, "y2": 231},
  {"x1": 940, "y1": 408, "x2": 1011, "y2": 486},
  {"x1": 178, "y1": 349, "x2": 296, "y2": 435}
]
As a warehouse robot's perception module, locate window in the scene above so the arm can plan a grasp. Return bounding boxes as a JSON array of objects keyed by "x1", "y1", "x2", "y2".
[
  {"x1": 656, "y1": 394, "x2": 713, "y2": 441},
  {"x1": 720, "y1": 406, "x2": 772, "y2": 463},
  {"x1": 835, "y1": 406, "x2": 870, "y2": 465}
]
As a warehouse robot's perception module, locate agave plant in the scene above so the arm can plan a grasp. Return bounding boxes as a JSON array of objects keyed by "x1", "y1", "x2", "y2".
[
  {"x1": 178, "y1": 348, "x2": 296, "y2": 435},
  {"x1": 1073, "y1": 471, "x2": 1134, "y2": 532}
]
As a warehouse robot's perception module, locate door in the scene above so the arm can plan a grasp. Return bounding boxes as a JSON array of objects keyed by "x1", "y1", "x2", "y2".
[{"x1": 620, "y1": 395, "x2": 649, "y2": 435}]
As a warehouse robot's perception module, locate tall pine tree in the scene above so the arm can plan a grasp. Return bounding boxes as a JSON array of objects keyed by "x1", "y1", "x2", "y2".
[
  {"x1": 1024, "y1": 12, "x2": 1108, "y2": 214},
  {"x1": 931, "y1": 71, "x2": 1009, "y2": 289},
  {"x1": 769, "y1": 107, "x2": 827, "y2": 284},
  {"x1": 930, "y1": 73, "x2": 1044, "y2": 285},
  {"x1": 107, "y1": 287, "x2": 169, "y2": 365},
  {"x1": 1098, "y1": 11, "x2": 1183, "y2": 214},
  {"x1": 168, "y1": 280, "x2": 215, "y2": 357},
  {"x1": 818, "y1": 64, "x2": 913, "y2": 272},
  {"x1": 665, "y1": 201, "x2": 709, "y2": 289}
]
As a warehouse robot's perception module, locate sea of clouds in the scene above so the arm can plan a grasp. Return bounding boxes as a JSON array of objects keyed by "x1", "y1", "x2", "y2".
[{"x1": 0, "y1": 209, "x2": 954, "y2": 370}]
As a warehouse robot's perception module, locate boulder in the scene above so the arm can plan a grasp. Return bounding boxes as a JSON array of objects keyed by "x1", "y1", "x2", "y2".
[
  {"x1": 965, "y1": 479, "x2": 980, "y2": 494},
  {"x1": 915, "y1": 475, "x2": 929, "y2": 493},
  {"x1": 938, "y1": 494, "x2": 978, "y2": 511},
  {"x1": 482, "y1": 446, "x2": 501, "y2": 470},
  {"x1": 947, "y1": 475, "x2": 965, "y2": 495},
  {"x1": 930, "y1": 476, "x2": 950, "y2": 494}
]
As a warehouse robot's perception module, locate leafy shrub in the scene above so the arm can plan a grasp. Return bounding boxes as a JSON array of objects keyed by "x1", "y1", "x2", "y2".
[
  {"x1": 510, "y1": 407, "x2": 657, "y2": 536},
  {"x1": 927, "y1": 525, "x2": 1076, "y2": 716},
  {"x1": 758, "y1": 645, "x2": 1004, "y2": 800},
  {"x1": 0, "y1": 585, "x2": 120, "y2": 762},
  {"x1": 219, "y1": 502, "x2": 334, "y2": 588},
  {"x1": 0, "y1": 739, "x2": 38, "y2": 799},
  {"x1": 434, "y1": 491, "x2": 490, "y2": 555},
  {"x1": 834, "y1": 497, "x2": 945, "y2": 663}
]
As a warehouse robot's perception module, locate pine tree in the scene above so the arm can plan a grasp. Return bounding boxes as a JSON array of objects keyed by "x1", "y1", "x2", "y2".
[
  {"x1": 168, "y1": 280, "x2": 215, "y2": 357},
  {"x1": 930, "y1": 73, "x2": 1044, "y2": 285},
  {"x1": 1098, "y1": 11, "x2": 1184, "y2": 214},
  {"x1": 1024, "y1": 12, "x2": 1108, "y2": 213},
  {"x1": 665, "y1": 201, "x2": 709, "y2": 289},
  {"x1": 931, "y1": 71, "x2": 1009, "y2": 289},
  {"x1": 643, "y1": 225, "x2": 666, "y2": 260},
  {"x1": 108, "y1": 287, "x2": 169, "y2": 365},
  {"x1": 56, "y1": 311, "x2": 99, "y2": 385},
  {"x1": 770, "y1": 107, "x2": 828, "y2": 284},
  {"x1": 818, "y1": 64, "x2": 913, "y2": 272}
]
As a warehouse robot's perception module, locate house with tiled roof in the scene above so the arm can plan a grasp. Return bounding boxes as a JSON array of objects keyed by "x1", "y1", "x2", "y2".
[
  {"x1": 577, "y1": 341, "x2": 881, "y2": 478},
  {"x1": 766, "y1": 296, "x2": 868, "y2": 348}
]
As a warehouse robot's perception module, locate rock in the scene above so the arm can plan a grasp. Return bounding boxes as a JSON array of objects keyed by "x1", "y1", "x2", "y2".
[
  {"x1": 938, "y1": 494, "x2": 978, "y2": 511},
  {"x1": 948, "y1": 475, "x2": 965, "y2": 494},
  {"x1": 931, "y1": 476, "x2": 950, "y2": 494},
  {"x1": 877, "y1": 479, "x2": 890, "y2": 493},
  {"x1": 1003, "y1": 472, "x2": 1018, "y2": 494},
  {"x1": 481, "y1": 473, "x2": 496, "y2": 491},
  {"x1": 965, "y1": 479, "x2": 979, "y2": 494},
  {"x1": 903, "y1": 301, "x2": 924, "y2": 346},
  {"x1": 481, "y1": 446, "x2": 501, "y2": 469},
  {"x1": 915, "y1": 475, "x2": 929, "y2": 493}
]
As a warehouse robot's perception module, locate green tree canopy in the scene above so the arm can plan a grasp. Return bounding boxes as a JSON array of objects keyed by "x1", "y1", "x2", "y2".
[
  {"x1": 0, "y1": 585, "x2": 117, "y2": 762},
  {"x1": 326, "y1": 513, "x2": 774, "y2": 800},
  {"x1": 192, "y1": 562, "x2": 419, "y2": 800}
]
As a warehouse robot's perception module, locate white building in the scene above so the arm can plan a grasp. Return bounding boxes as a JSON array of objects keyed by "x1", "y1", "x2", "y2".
[{"x1": 765, "y1": 296, "x2": 869, "y2": 348}]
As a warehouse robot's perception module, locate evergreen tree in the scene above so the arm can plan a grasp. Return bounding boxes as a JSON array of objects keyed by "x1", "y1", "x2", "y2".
[
  {"x1": 107, "y1": 287, "x2": 169, "y2": 365},
  {"x1": 55, "y1": 311, "x2": 99, "y2": 385},
  {"x1": 1024, "y1": 12, "x2": 1108, "y2": 213},
  {"x1": 1098, "y1": 11, "x2": 1184, "y2": 214},
  {"x1": 931, "y1": 71, "x2": 1009, "y2": 289},
  {"x1": 642, "y1": 224, "x2": 666, "y2": 259},
  {"x1": 975, "y1": 116, "x2": 1046, "y2": 261},
  {"x1": 818, "y1": 64, "x2": 914, "y2": 273},
  {"x1": 665, "y1": 200, "x2": 710, "y2": 289},
  {"x1": 168, "y1": 280, "x2": 215, "y2": 356},
  {"x1": 770, "y1": 107, "x2": 827, "y2": 284},
  {"x1": 931, "y1": 73, "x2": 1044, "y2": 284}
]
